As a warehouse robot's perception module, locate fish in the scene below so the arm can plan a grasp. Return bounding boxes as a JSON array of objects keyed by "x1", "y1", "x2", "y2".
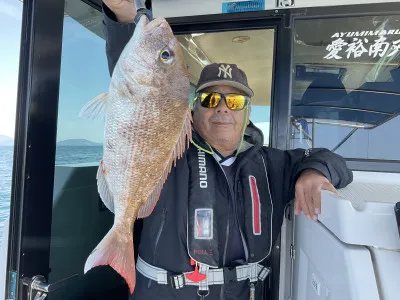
[{"x1": 79, "y1": 14, "x2": 192, "y2": 294}]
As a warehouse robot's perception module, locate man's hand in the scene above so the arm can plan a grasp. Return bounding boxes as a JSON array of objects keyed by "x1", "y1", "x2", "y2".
[
  {"x1": 103, "y1": 0, "x2": 146, "y2": 23},
  {"x1": 294, "y1": 169, "x2": 338, "y2": 221}
]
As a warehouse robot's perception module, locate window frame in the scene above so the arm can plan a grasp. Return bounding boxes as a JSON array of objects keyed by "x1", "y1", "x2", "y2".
[
  {"x1": 168, "y1": 10, "x2": 293, "y2": 151},
  {"x1": 6, "y1": 0, "x2": 65, "y2": 298},
  {"x1": 289, "y1": 2, "x2": 400, "y2": 173}
]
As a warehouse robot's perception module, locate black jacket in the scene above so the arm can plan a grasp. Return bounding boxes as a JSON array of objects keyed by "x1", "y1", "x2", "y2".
[{"x1": 93, "y1": 4, "x2": 353, "y2": 300}]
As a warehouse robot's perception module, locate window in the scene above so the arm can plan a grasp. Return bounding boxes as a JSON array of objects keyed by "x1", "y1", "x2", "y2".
[
  {"x1": 48, "y1": 1, "x2": 117, "y2": 293},
  {"x1": 0, "y1": 0, "x2": 22, "y2": 260},
  {"x1": 0, "y1": 1, "x2": 22, "y2": 299},
  {"x1": 55, "y1": 3, "x2": 109, "y2": 166},
  {"x1": 290, "y1": 15, "x2": 400, "y2": 161},
  {"x1": 0, "y1": 0, "x2": 22, "y2": 240}
]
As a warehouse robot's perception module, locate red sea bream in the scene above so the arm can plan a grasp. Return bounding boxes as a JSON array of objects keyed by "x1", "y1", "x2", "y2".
[{"x1": 79, "y1": 15, "x2": 192, "y2": 294}]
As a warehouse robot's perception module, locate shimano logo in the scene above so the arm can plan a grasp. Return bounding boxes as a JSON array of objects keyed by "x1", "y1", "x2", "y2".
[{"x1": 198, "y1": 149, "x2": 207, "y2": 188}]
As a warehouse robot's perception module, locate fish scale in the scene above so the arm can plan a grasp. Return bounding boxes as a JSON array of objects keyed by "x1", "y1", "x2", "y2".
[{"x1": 79, "y1": 14, "x2": 192, "y2": 294}]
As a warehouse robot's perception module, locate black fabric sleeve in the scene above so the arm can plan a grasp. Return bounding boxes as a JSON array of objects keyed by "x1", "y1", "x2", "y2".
[
  {"x1": 101, "y1": 2, "x2": 136, "y2": 76},
  {"x1": 262, "y1": 147, "x2": 353, "y2": 204}
]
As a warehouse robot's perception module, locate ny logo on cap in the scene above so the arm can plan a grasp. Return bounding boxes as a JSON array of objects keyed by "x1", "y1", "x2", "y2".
[{"x1": 218, "y1": 64, "x2": 232, "y2": 79}]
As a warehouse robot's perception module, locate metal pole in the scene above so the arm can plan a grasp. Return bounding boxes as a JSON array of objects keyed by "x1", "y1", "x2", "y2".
[
  {"x1": 312, "y1": 119, "x2": 315, "y2": 148},
  {"x1": 331, "y1": 128, "x2": 358, "y2": 153}
]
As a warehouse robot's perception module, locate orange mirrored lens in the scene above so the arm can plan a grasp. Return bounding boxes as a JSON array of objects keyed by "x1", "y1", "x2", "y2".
[
  {"x1": 200, "y1": 93, "x2": 221, "y2": 108},
  {"x1": 225, "y1": 94, "x2": 246, "y2": 110},
  {"x1": 199, "y1": 92, "x2": 248, "y2": 110}
]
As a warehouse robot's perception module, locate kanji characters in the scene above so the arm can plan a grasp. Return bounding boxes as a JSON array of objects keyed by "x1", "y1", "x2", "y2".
[
  {"x1": 324, "y1": 36, "x2": 400, "y2": 60},
  {"x1": 324, "y1": 38, "x2": 348, "y2": 60}
]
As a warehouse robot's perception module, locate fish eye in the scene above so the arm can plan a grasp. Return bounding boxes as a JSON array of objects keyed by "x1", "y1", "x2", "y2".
[
  {"x1": 160, "y1": 50, "x2": 170, "y2": 61},
  {"x1": 159, "y1": 47, "x2": 174, "y2": 64}
]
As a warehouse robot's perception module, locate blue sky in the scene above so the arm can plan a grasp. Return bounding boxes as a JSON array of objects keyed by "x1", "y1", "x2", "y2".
[
  {"x1": 0, "y1": 0, "x2": 110, "y2": 142},
  {"x1": 0, "y1": 0, "x2": 22, "y2": 138}
]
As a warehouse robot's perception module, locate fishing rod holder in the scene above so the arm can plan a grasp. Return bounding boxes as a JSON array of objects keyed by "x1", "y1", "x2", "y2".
[{"x1": 133, "y1": 0, "x2": 153, "y2": 24}]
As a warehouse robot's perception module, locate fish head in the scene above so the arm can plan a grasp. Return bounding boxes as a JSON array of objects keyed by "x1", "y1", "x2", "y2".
[{"x1": 118, "y1": 15, "x2": 190, "y2": 102}]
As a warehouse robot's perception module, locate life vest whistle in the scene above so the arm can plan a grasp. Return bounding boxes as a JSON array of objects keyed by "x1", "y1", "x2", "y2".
[{"x1": 185, "y1": 258, "x2": 206, "y2": 282}]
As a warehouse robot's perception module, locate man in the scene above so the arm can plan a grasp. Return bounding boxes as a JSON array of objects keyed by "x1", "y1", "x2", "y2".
[{"x1": 97, "y1": 1, "x2": 353, "y2": 299}]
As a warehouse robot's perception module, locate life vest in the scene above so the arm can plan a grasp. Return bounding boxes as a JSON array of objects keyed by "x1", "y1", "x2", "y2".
[{"x1": 186, "y1": 146, "x2": 274, "y2": 267}]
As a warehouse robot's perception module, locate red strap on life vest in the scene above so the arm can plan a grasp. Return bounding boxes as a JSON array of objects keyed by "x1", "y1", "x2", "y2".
[{"x1": 185, "y1": 258, "x2": 206, "y2": 282}]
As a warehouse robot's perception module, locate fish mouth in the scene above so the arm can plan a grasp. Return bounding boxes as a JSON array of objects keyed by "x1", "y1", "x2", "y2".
[{"x1": 145, "y1": 17, "x2": 172, "y2": 34}]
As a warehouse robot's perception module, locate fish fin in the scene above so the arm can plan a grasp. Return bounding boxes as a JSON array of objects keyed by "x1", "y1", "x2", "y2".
[
  {"x1": 137, "y1": 174, "x2": 164, "y2": 218},
  {"x1": 97, "y1": 160, "x2": 114, "y2": 213},
  {"x1": 84, "y1": 225, "x2": 136, "y2": 294},
  {"x1": 138, "y1": 109, "x2": 192, "y2": 218},
  {"x1": 79, "y1": 92, "x2": 108, "y2": 120}
]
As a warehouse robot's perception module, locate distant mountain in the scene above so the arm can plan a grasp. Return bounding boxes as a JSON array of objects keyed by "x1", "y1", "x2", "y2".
[
  {"x1": 57, "y1": 139, "x2": 101, "y2": 146},
  {"x1": 0, "y1": 135, "x2": 13, "y2": 146}
]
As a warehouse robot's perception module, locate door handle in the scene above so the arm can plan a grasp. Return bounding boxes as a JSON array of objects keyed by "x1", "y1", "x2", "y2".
[{"x1": 22, "y1": 274, "x2": 78, "y2": 300}]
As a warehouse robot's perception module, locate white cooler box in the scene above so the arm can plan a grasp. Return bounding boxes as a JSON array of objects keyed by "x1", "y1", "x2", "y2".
[{"x1": 291, "y1": 171, "x2": 400, "y2": 300}]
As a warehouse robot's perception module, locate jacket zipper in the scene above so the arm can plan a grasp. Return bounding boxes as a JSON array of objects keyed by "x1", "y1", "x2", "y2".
[
  {"x1": 217, "y1": 158, "x2": 251, "y2": 300},
  {"x1": 218, "y1": 164, "x2": 232, "y2": 266},
  {"x1": 217, "y1": 165, "x2": 231, "y2": 300},
  {"x1": 234, "y1": 184, "x2": 249, "y2": 259},
  {"x1": 154, "y1": 208, "x2": 167, "y2": 258},
  {"x1": 148, "y1": 208, "x2": 167, "y2": 287}
]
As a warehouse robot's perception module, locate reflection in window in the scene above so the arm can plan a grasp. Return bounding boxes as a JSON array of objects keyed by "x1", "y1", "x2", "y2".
[
  {"x1": 55, "y1": 12, "x2": 109, "y2": 166},
  {"x1": 290, "y1": 15, "x2": 400, "y2": 161}
]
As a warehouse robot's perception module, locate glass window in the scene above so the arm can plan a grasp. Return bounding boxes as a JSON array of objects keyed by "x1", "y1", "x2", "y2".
[
  {"x1": 290, "y1": 15, "x2": 400, "y2": 161},
  {"x1": 0, "y1": 0, "x2": 22, "y2": 236},
  {"x1": 48, "y1": 2, "x2": 117, "y2": 297},
  {"x1": 55, "y1": 4, "x2": 108, "y2": 167},
  {"x1": 177, "y1": 29, "x2": 274, "y2": 145},
  {"x1": 0, "y1": 0, "x2": 22, "y2": 299}
]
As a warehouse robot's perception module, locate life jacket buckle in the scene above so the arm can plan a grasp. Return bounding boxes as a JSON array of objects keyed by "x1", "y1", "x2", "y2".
[{"x1": 223, "y1": 266, "x2": 237, "y2": 284}]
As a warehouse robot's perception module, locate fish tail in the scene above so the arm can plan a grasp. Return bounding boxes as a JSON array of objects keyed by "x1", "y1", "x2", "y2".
[{"x1": 84, "y1": 225, "x2": 136, "y2": 294}]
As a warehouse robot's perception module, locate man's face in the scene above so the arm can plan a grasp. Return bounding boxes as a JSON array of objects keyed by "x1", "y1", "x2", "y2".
[{"x1": 192, "y1": 85, "x2": 249, "y2": 153}]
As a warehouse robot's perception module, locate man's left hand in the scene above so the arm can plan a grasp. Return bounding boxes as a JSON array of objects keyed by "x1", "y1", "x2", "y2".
[{"x1": 294, "y1": 169, "x2": 338, "y2": 221}]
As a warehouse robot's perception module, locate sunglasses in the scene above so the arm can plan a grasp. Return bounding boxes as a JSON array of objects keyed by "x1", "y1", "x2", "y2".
[{"x1": 195, "y1": 92, "x2": 250, "y2": 111}]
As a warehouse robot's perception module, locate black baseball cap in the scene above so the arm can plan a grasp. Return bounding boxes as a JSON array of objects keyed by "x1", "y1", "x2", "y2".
[{"x1": 195, "y1": 63, "x2": 254, "y2": 97}]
